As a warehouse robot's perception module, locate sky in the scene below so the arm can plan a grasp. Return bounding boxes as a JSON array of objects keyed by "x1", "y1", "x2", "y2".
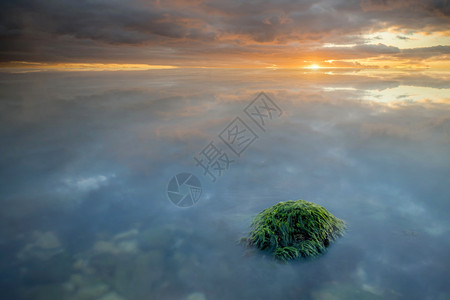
[
  {"x1": 1, "y1": 1, "x2": 449, "y2": 298},
  {"x1": 1, "y1": 0, "x2": 449, "y2": 69}
]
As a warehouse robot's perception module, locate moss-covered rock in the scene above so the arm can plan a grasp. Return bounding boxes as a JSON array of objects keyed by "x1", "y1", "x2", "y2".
[{"x1": 246, "y1": 200, "x2": 345, "y2": 262}]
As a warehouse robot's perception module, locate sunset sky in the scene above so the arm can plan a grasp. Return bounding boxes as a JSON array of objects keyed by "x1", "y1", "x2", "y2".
[
  {"x1": 1, "y1": 2, "x2": 450, "y2": 299},
  {"x1": 1, "y1": 0, "x2": 449, "y2": 70}
]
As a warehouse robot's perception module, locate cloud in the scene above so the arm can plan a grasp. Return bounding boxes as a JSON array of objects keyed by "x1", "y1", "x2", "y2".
[
  {"x1": 396, "y1": 35, "x2": 412, "y2": 40},
  {"x1": 401, "y1": 45, "x2": 450, "y2": 58},
  {"x1": 360, "y1": 0, "x2": 421, "y2": 12},
  {"x1": 0, "y1": 0, "x2": 449, "y2": 66},
  {"x1": 354, "y1": 43, "x2": 401, "y2": 54}
]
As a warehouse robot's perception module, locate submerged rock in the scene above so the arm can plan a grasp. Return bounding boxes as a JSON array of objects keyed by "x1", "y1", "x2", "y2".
[
  {"x1": 20, "y1": 252, "x2": 73, "y2": 285},
  {"x1": 186, "y1": 292, "x2": 206, "y2": 300},
  {"x1": 245, "y1": 200, "x2": 346, "y2": 262},
  {"x1": 17, "y1": 231, "x2": 63, "y2": 261},
  {"x1": 311, "y1": 282, "x2": 385, "y2": 300},
  {"x1": 93, "y1": 233, "x2": 138, "y2": 255},
  {"x1": 69, "y1": 283, "x2": 109, "y2": 300},
  {"x1": 97, "y1": 292, "x2": 125, "y2": 300},
  {"x1": 33, "y1": 231, "x2": 62, "y2": 249}
]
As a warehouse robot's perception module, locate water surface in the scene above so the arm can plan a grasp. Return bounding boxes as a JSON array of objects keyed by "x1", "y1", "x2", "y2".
[{"x1": 0, "y1": 69, "x2": 449, "y2": 300}]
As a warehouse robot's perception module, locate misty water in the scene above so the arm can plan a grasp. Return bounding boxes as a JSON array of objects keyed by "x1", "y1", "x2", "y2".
[{"x1": 1, "y1": 69, "x2": 449, "y2": 300}]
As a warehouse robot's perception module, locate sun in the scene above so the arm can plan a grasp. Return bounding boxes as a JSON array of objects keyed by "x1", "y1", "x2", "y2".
[{"x1": 306, "y1": 64, "x2": 320, "y2": 69}]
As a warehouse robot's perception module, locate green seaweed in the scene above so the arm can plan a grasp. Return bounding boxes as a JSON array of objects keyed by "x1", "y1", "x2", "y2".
[{"x1": 246, "y1": 200, "x2": 346, "y2": 262}]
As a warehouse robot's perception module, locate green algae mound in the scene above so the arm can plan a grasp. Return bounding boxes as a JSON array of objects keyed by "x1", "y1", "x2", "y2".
[{"x1": 247, "y1": 200, "x2": 345, "y2": 262}]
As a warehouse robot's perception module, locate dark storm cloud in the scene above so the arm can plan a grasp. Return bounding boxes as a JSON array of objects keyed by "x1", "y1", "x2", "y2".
[
  {"x1": 401, "y1": 45, "x2": 450, "y2": 58},
  {"x1": 0, "y1": 0, "x2": 449, "y2": 63},
  {"x1": 354, "y1": 43, "x2": 401, "y2": 54},
  {"x1": 317, "y1": 44, "x2": 449, "y2": 62},
  {"x1": 0, "y1": 0, "x2": 216, "y2": 44},
  {"x1": 361, "y1": 0, "x2": 450, "y2": 16}
]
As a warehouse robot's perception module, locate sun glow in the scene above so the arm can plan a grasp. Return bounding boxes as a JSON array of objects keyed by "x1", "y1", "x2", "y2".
[{"x1": 306, "y1": 64, "x2": 321, "y2": 70}]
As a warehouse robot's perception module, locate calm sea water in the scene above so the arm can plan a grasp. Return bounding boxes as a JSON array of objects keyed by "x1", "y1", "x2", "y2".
[{"x1": 0, "y1": 69, "x2": 449, "y2": 300}]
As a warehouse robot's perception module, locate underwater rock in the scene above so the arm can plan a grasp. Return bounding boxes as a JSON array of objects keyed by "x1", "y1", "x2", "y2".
[
  {"x1": 20, "y1": 252, "x2": 73, "y2": 285},
  {"x1": 311, "y1": 281, "x2": 384, "y2": 300},
  {"x1": 94, "y1": 241, "x2": 118, "y2": 255},
  {"x1": 93, "y1": 239, "x2": 138, "y2": 255},
  {"x1": 138, "y1": 228, "x2": 173, "y2": 251},
  {"x1": 97, "y1": 292, "x2": 125, "y2": 300},
  {"x1": 63, "y1": 273, "x2": 85, "y2": 293},
  {"x1": 88, "y1": 249, "x2": 165, "y2": 298},
  {"x1": 17, "y1": 231, "x2": 63, "y2": 261},
  {"x1": 18, "y1": 283, "x2": 65, "y2": 300},
  {"x1": 73, "y1": 258, "x2": 95, "y2": 275},
  {"x1": 93, "y1": 228, "x2": 140, "y2": 255},
  {"x1": 245, "y1": 199, "x2": 345, "y2": 262},
  {"x1": 116, "y1": 240, "x2": 138, "y2": 254},
  {"x1": 69, "y1": 283, "x2": 109, "y2": 300},
  {"x1": 186, "y1": 292, "x2": 206, "y2": 300},
  {"x1": 33, "y1": 231, "x2": 61, "y2": 249}
]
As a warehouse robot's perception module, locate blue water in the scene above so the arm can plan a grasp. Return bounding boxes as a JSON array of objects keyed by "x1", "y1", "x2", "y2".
[{"x1": 0, "y1": 69, "x2": 449, "y2": 300}]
